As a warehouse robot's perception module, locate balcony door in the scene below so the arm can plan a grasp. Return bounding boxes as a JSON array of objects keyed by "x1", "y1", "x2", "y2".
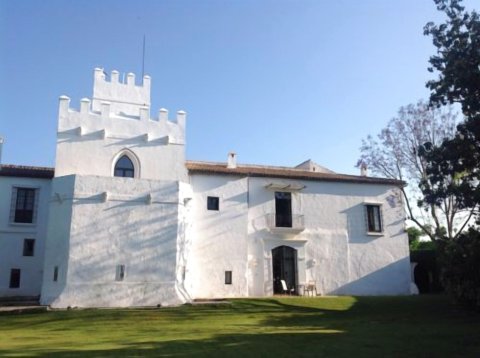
[
  {"x1": 275, "y1": 192, "x2": 292, "y2": 227},
  {"x1": 272, "y1": 246, "x2": 297, "y2": 294}
]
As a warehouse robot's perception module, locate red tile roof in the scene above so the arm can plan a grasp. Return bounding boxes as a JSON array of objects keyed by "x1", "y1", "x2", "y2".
[
  {"x1": 186, "y1": 161, "x2": 404, "y2": 186},
  {"x1": 0, "y1": 164, "x2": 54, "y2": 179},
  {"x1": 0, "y1": 162, "x2": 405, "y2": 186}
]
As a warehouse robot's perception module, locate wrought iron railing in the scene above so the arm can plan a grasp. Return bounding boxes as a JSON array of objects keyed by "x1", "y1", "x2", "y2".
[{"x1": 266, "y1": 213, "x2": 305, "y2": 232}]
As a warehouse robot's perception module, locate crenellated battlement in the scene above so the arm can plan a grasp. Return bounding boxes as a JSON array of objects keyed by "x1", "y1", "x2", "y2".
[
  {"x1": 58, "y1": 95, "x2": 186, "y2": 126},
  {"x1": 91, "y1": 68, "x2": 151, "y2": 117},
  {"x1": 93, "y1": 68, "x2": 151, "y2": 89},
  {"x1": 54, "y1": 67, "x2": 188, "y2": 187}
]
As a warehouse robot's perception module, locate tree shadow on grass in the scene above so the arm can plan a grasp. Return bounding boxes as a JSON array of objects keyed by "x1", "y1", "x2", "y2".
[{"x1": 1, "y1": 296, "x2": 480, "y2": 357}]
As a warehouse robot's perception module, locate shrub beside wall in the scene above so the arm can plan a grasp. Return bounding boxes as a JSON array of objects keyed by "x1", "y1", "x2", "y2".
[{"x1": 437, "y1": 229, "x2": 480, "y2": 311}]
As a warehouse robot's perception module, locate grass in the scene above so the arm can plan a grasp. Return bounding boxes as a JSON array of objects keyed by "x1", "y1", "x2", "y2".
[{"x1": 0, "y1": 295, "x2": 479, "y2": 357}]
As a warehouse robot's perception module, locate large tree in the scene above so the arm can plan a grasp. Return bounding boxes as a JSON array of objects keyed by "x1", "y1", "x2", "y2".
[
  {"x1": 419, "y1": 0, "x2": 480, "y2": 309},
  {"x1": 357, "y1": 100, "x2": 461, "y2": 240},
  {"x1": 420, "y1": 0, "x2": 480, "y2": 226}
]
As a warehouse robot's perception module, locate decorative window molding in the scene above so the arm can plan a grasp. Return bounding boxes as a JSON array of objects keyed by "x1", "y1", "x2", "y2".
[{"x1": 111, "y1": 149, "x2": 140, "y2": 179}]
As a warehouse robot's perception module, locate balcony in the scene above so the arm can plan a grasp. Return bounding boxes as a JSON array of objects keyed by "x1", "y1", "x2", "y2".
[{"x1": 266, "y1": 213, "x2": 305, "y2": 235}]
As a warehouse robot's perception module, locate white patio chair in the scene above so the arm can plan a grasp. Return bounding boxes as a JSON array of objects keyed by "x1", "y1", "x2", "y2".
[
  {"x1": 304, "y1": 280, "x2": 318, "y2": 296},
  {"x1": 280, "y1": 280, "x2": 294, "y2": 295}
]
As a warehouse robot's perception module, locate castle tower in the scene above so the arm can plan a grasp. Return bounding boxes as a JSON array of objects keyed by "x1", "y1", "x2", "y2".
[
  {"x1": 54, "y1": 68, "x2": 187, "y2": 182},
  {"x1": 41, "y1": 69, "x2": 191, "y2": 308}
]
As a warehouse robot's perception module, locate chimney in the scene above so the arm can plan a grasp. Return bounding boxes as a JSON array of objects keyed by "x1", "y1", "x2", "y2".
[
  {"x1": 360, "y1": 162, "x2": 368, "y2": 176},
  {"x1": 227, "y1": 152, "x2": 237, "y2": 169}
]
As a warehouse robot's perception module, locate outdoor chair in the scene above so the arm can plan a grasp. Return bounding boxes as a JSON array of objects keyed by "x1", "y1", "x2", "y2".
[
  {"x1": 304, "y1": 280, "x2": 318, "y2": 296},
  {"x1": 280, "y1": 280, "x2": 294, "y2": 295}
]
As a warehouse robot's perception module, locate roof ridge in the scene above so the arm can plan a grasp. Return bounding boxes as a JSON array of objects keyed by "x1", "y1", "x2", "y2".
[{"x1": 1, "y1": 164, "x2": 55, "y2": 171}]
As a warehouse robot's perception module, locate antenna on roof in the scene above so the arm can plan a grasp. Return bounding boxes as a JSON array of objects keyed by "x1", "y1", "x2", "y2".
[{"x1": 141, "y1": 35, "x2": 146, "y2": 82}]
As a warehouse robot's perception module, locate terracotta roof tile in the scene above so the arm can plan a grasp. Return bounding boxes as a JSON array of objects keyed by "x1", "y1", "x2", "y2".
[
  {"x1": 0, "y1": 162, "x2": 404, "y2": 186},
  {"x1": 186, "y1": 161, "x2": 404, "y2": 186},
  {"x1": 0, "y1": 164, "x2": 54, "y2": 179}
]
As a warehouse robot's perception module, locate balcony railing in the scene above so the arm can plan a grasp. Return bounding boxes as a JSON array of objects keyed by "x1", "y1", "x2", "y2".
[{"x1": 266, "y1": 213, "x2": 305, "y2": 234}]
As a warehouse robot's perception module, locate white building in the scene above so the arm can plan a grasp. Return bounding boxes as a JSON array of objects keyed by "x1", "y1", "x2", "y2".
[{"x1": 0, "y1": 69, "x2": 411, "y2": 307}]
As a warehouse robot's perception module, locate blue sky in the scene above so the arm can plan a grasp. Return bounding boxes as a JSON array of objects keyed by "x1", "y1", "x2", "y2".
[{"x1": 1, "y1": 0, "x2": 476, "y2": 175}]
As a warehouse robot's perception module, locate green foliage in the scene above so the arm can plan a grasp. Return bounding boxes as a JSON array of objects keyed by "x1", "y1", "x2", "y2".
[
  {"x1": 407, "y1": 226, "x2": 424, "y2": 243},
  {"x1": 407, "y1": 226, "x2": 437, "y2": 251},
  {"x1": 420, "y1": 0, "x2": 480, "y2": 218},
  {"x1": 424, "y1": 0, "x2": 480, "y2": 118},
  {"x1": 437, "y1": 229, "x2": 480, "y2": 310},
  {"x1": 420, "y1": 0, "x2": 480, "y2": 310},
  {"x1": 410, "y1": 239, "x2": 436, "y2": 251}
]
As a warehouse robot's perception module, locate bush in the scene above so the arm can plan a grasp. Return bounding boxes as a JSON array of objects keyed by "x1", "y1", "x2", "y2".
[
  {"x1": 438, "y1": 228, "x2": 480, "y2": 310},
  {"x1": 410, "y1": 248, "x2": 443, "y2": 293},
  {"x1": 410, "y1": 239, "x2": 436, "y2": 251}
]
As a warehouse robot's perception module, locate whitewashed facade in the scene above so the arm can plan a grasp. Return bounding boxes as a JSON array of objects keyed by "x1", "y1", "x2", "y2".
[{"x1": 0, "y1": 69, "x2": 411, "y2": 307}]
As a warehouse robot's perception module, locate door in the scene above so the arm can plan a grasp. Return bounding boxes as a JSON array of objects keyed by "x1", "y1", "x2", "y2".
[{"x1": 272, "y1": 246, "x2": 297, "y2": 294}]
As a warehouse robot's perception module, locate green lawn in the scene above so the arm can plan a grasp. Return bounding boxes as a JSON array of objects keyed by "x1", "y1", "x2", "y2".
[{"x1": 0, "y1": 295, "x2": 479, "y2": 357}]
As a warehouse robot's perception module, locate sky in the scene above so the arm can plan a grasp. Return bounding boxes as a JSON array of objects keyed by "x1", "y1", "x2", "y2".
[{"x1": 0, "y1": 0, "x2": 477, "y2": 175}]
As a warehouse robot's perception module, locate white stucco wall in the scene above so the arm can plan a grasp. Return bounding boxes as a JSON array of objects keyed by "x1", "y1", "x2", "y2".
[
  {"x1": 91, "y1": 68, "x2": 151, "y2": 117},
  {"x1": 0, "y1": 176, "x2": 51, "y2": 297},
  {"x1": 247, "y1": 177, "x2": 411, "y2": 296},
  {"x1": 3, "y1": 67, "x2": 412, "y2": 306},
  {"x1": 186, "y1": 174, "x2": 249, "y2": 299},
  {"x1": 185, "y1": 173, "x2": 410, "y2": 299},
  {"x1": 41, "y1": 175, "x2": 187, "y2": 307}
]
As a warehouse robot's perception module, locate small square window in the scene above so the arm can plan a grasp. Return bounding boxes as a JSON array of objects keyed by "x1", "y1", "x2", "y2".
[
  {"x1": 207, "y1": 196, "x2": 219, "y2": 211},
  {"x1": 116, "y1": 265, "x2": 126, "y2": 281},
  {"x1": 365, "y1": 204, "x2": 383, "y2": 233},
  {"x1": 53, "y1": 266, "x2": 59, "y2": 282},
  {"x1": 225, "y1": 271, "x2": 232, "y2": 285},
  {"x1": 23, "y1": 239, "x2": 35, "y2": 256},
  {"x1": 9, "y1": 269, "x2": 21, "y2": 288}
]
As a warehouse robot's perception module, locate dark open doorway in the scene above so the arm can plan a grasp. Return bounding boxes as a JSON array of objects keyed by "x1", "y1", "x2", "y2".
[
  {"x1": 275, "y1": 192, "x2": 292, "y2": 227},
  {"x1": 272, "y1": 245, "x2": 297, "y2": 294}
]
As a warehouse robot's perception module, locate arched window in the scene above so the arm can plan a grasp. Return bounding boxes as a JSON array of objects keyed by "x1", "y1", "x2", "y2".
[{"x1": 114, "y1": 155, "x2": 135, "y2": 178}]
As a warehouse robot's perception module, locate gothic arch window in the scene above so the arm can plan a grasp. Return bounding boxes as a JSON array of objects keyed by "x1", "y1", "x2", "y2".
[
  {"x1": 114, "y1": 155, "x2": 134, "y2": 178},
  {"x1": 112, "y1": 149, "x2": 140, "y2": 179}
]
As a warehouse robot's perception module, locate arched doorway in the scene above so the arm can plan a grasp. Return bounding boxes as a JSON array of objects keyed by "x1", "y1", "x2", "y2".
[{"x1": 272, "y1": 246, "x2": 297, "y2": 294}]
